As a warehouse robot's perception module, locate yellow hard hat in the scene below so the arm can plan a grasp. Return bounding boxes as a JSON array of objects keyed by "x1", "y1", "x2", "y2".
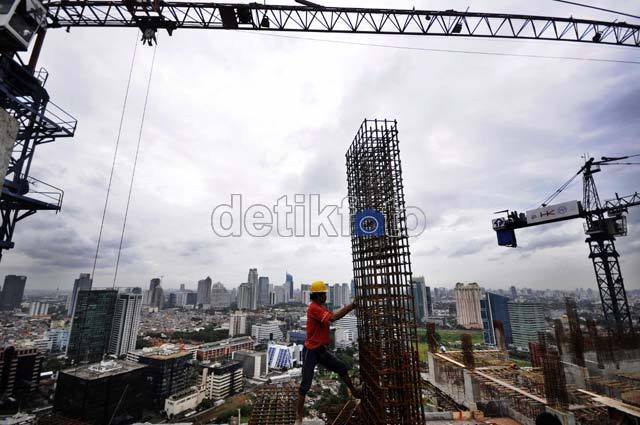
[{"x1": 310, "y1": 280, "x2": 328, "y2": 293}]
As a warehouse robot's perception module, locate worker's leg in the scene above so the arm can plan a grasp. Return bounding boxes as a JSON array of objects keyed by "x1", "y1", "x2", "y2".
[
  {"x1": 317, "y1": 347, "x2": 361, "y2": 398},
  {"x1": 297, "y1": 347, "x2": 318, "y2": 422}
]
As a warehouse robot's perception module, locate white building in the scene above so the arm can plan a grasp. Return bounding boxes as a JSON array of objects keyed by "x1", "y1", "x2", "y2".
[
  {"x1": 200, "y1": 362, "x2": 244, "y2": 401},
  {"x1": 454, "y1": 282, "x2": 483, "y2": 329},
  {"x1": 229, "y1": 311, "x2": 248, "y2": 337},
  {"x1": 29, "y1": 301, "x2": 49, "y2": 317},
  {"x1": 266, "y1": 343, "x2": 303, "y2": 370},
  {"x1": 165, "y1": 386, "x2": 205, "y2": 419},
  {"x1": 108, "y1": 288, "x2": 143, "y2": 357},
  {"x1": 335, "y1": 328, "x2": 355, "y2": 348},
  {"x1": 251, "y1": 321, "x2": 284, "y2": 342},
  {"x1": 335, "y1": 313, "x2": 357, "y2": 335},
  {"x1": 237, "y1": 283, "x2": 253, "y2": 310}
]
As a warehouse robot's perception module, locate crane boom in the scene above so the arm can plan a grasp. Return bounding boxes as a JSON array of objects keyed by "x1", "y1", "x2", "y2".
[{"x1": 43, "y1": 0, "x2": 640, "y2": 47}]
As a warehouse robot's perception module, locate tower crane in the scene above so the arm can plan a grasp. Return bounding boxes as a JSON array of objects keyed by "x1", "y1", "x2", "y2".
[
  {"x1": 491, "y1": 155, "x2": 639, "y2": 342},
  {"x1": 0, "y1": 0, "x2": 639, "y2": 262}
]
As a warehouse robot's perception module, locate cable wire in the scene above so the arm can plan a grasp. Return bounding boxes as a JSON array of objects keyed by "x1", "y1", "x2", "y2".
[
  {"x1": 91, "y1": 35, "x2": 138, "y2": 282},
  {"x1": 550, "y1": 0, "x2": 640, "y2": 20},
  {"x1": 244, "y1": 32, "x2": 640, "y2": 65},
  {"x1": 538, "y1": 170, "x2": 583, "y2": 207},
  {"x1": 113, "y1": 44, "x2": 158, "y2": 287}
]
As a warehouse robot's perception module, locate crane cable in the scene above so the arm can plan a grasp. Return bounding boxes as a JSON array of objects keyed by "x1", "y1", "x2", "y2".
[
  {"x1": 91, "y1": 35, "x2": 138, "y2": 282},
  {"x1": 113, "y1": 43, "x2": 158, "y2": 287},
  {"x1": 550, "y1": 0, "x2": 640, "y2": 20},
  {"x1": 537, "y1": 169, "x2": 583, "y2": 208}
]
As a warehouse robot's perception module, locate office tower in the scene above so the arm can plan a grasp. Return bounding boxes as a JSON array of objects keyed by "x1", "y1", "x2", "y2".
[
  {"x1": 248, "y1": 268, "x2": 258, "y2": 310},
  {"x1": 285, "y1": 272, "x2": 294, "y2": 300},
  {"x1": 230, "y1": 287, "x2": 238, "y2": 305},
  {"x1": 257, "y1": 276, "x2": 270, "y2": 307},
  {"x1": 272, "y1": 285, "x2": 286, "y2": 305},
  {"x1": 342, "y1": 282, "x2": 352, "y2": 304},
  {"x1": 425, "y1": 286, "x2": 433, "y2": 317},
  {"x1": 454, "y1": 282, "x2": 483, "y2": 329},
  {"x1": 237, "y1": 283, "x2": 252, "y2": 310},
  {"x1": 481, "y1": 292, "x2": 513, "y2": 346},
  {"x1": 180, "y1": 283, "x2": 186, "y2": 291},
  {"x1": 29, "y1": 301, "x2": 49, "y2": 316},
  {"x1": 0, "y1": 345, "x2": 43, "y2": 405},
  {"x1": 510, "y1": 285, "x2": 517, "y2": 300},
  {"x1": 148, "y1": 278, "x2": 164, "y2": 309},
  {"x1": 67, "y1": 273, "x2": 92, "y2": 317},
  {"x1": 54, "y1": 360, "x2": 149, "y2": 424},
  {"x1": 229, "y1": 311, "x2": 248, "y2": 337},
  {"x1": 266, "y1": 343, "x2": 300, "y2": 370},
  {"x1": 508, "y1": 302, "x2": 546, "y2": 349},
  {"x1": 350, "y1": 279, "x2": 355, "y2": 299},
  {"x1": 197, "y1": 276, "x2": 212, "y2": 306},
  {"x1": 186, "y1": 292, "x2": 197, "y2": 306},
  {"x1": 210, "y1": 282, "x2": 231, "y2": 309},
  {"x1": 135, "y1": 346, "x2": 192, "y2": 407},
  {"x1": 1, "y1": 275, "x2": 26, "y2": 310},
  {"x1": 108, "y1": 288, "x2": 143, "y2": 357},
  {"x1": 200, "y1": 362, "x2": 243, "y2": 400},
  {"x1": 67, "y1": 289, "x2": 118, "y2": 364},
  {"x1": 411, "y1": 276, "x2": 428, "y2": 323}
]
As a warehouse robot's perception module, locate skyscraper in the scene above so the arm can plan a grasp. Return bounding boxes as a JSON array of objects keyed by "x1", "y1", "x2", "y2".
[
  {"x1": 454, "y1": 282, "x2": 483, "y2": 329},
  {"x1": 481, "y1": 292, "x2": 513, "y2": 347},
  {"x1": 510, "y1": 285, "x2": 517, "y2": 300},
  {"x1": 108, "y1": 288, "x2": 143, "y2": 357},
  {"x1": 67, "y1": 289, "x2": 118, "y2": 364},
  {"x1": 248, "y1": 268, "x2": 258, "y2": 310},
  {"x1": 197, "y1": 276, "x2": 212, "y2": 306},
  {"x1": 411, "y1": 276, "x2": 428, "y2": 323},
  {"x1": 257, "y1": 276, "x2": 270, "y2": 308},
  {"x1": 148, "y1": 278, "x2": 164, "y2": 309},
  {"x1": 508, "y1": 302, "x2": 546, "y2": 349},
  {"x1": 229, "y1": 311, "x2": 248, "y2": 337},
  {"x1": 238, "y1": 283, "x2": 252, "y2": 310},
  {"x1": 0, "y1": 275, "x2": 26, "y2": 310},
  {"x1": 285, "y1": 272, "x2": 294, "y2": 300},
  {"x1": 425, "y1": 286, "x2": 433, "y2": 317},
  {"x1": 67, "y1": 273, "x2": 92, "y2": 317},
  {"x1": 210, "y1": 282, "x2": 231, "y2": 309}
]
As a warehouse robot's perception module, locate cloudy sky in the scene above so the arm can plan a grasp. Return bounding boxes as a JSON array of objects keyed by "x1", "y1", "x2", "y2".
[{"x1": 6, "y1": 0, "x2": 640, "y2": 292}]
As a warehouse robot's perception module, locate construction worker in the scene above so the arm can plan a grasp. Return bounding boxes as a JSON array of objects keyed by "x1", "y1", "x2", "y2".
[{"x1": 295, "y1": 280, "x2": 360, "y2": 425}]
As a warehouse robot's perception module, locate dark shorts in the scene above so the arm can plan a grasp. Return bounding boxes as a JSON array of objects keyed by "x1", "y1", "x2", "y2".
[{"x1": 299, "y1": 346, "x2": 349, "y2": 396}]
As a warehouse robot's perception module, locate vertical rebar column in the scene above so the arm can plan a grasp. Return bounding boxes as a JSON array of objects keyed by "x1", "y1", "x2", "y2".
[
  {"x1": 461, "y1": 334, "x2": 475, "y2": 369},
  {"x1": 565, "y1": 297, "x2": 585, "y2": 367},
  {"x1": 542, "y1": 348, "x2": 569, "y2": 410},
  {"x1": 426, "y1": 322, "x2": 438, "y2": 353},
  {"x1": 346, "y1": 119, "x2": 424, "y2": 425},
  {"x1": 553, "y1": 319, "x2": 565, "y2": 356}
]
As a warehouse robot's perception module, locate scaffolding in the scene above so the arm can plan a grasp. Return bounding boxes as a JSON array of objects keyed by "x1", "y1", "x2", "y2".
[{"x1": 346, "y1": 119, "x2": 424, "y2": 424}]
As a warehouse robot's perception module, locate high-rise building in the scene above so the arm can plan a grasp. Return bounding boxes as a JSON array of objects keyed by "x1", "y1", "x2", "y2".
[
  {"x1": 67, "y1": 289, "x2": 117, "y2": 364},
  {"x1": 425, "y1": 286, "x2": 433, "y2": 317},
  {"x1": 411, "y1": 276, "x2": 428, "y2": 323},
  {"x1": 197, "y1": 276, "x2": 212, "y2": 306},
  {"x1": 0, "y1": 345, "x2": 43, "y2": 405},
  {"x1": 108, "y1": 288, "x2": 143, "y2": 357},
  {"x1": 248, "y1": 268, "x2": 258, "y2": 310},
  {"x1": 135, "y1": 346, "x2": 193, "y2": 407},
  {"x1": 454, "y1": 282, "x2": 483, "y2": 329},
  {"x1": 229, "y1": 311, "x2": 248, "y2": 337},
  {"x1": 266, "y1": 343, "x2": 302, "y2": 370},
  {"x1": 210, "y1": 282, "x2": 231, "y2": 309},
  {"x1": 1, "y1": 275, "x2": 26, "y2": 310},
  {"x1": 54, "y1": 360, "x2": 149, "y2": 425},
  {"x1": 271, "y1": 285, "x2": 286, "y2": 305},
  {"x1": 508, "y1": 302, "x2": 546, "y2": 349},
  {"x1": 237, "y1": 283, "x2": 252, "y2": 310},
  {"x1": 148, "y1": 278, "x2": 164, "y2": 309},
  {"x1": 67, "y1": 273, "x2": 92, "y2": 317},
  {"x1": 257, "y1": 276, "x2": 270, "y2": 307},
  {"x1": 29, "y1": 301, "x2": 49, "y2": 316},
  {"x1": 481, "y1": 292, "x2": 513, "y2": 347},
  {"x1": 510, "y1": 286, "x2": 517, "y2": 300},
  {"x1": 180, "y1": 283, "x2": 186, "y2": 291},
  {"x1": 200, "y1": 361, "x2": 243, "y2": 401},
  {"x1": 342, "y1": 283, "x2": 352, "y2": 305},
  {"x1": 285, "y1": 272, "x2": 294, "y2": 300},
  {"x1": 47, "y1": 328, "x2": 70, "y2": 352}
]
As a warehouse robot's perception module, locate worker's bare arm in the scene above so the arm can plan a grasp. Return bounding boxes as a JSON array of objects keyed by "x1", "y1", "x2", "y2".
[{"x1": 330, "y1": 302, "x2": 356, "y2": 322}]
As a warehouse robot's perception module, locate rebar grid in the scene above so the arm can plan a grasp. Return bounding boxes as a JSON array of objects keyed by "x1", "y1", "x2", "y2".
[
  {"x1": 248, "y1": 384, "x2": 297, "y2": 425},
  {"x1": 541, "y1": 348, "x2": 569, "y2": 410},
  {"x1": 346, "y1": 119, "x2": 424, "y2": 425}
]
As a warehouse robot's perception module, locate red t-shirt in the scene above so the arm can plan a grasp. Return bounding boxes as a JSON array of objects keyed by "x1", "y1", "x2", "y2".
[{"x1": 304, "y1": 301, "x2": 333, "y2": 350}]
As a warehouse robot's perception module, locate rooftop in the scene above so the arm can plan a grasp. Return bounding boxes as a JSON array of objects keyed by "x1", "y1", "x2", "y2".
[{"x1": 61, "y1": 359, "x2": 146, "y2": 380}]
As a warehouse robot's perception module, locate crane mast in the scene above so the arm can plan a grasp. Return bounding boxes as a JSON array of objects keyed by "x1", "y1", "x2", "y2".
[{"x1": 492, "y1": 157, "x2": 639, "y2": 343}]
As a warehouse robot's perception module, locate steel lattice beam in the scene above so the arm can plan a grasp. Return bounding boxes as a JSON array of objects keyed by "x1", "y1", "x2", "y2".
[{"x1": 43, "y1": 1, "x2": 640, "y2": 47}]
